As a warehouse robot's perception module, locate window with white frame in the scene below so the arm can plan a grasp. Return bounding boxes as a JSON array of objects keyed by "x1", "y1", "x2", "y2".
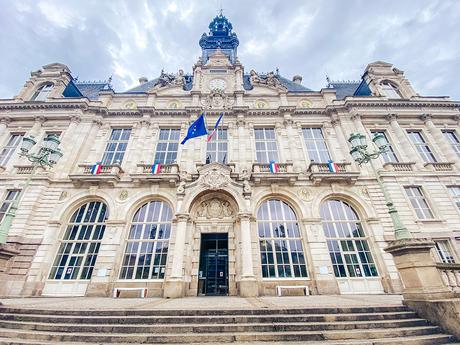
[
  {"x1": 254, "y1": 128, "x2": 279, "y2": 163},
  {"x1": 448, "y1": 186, "x2": 460, "y2": 210},
  {"x1": 380, "y1": 81, "x2": 401, "y2": 99},
  {"x1": 370, "y1": 131, "x2": 399, "y2": 163},
  {"x1": 31, "y1": 83, "x2": 54, "y2": 101},
  {"x1": 407, "y1": 131, "x2": 437, "y2": 162},
  {"x1": 257, "y1": 199, "x2": 308, "y2": 278},
  {"x1": 0, "y1": 190, "x2": 20, "y2": 223},
  {"x1": 119, "y1": 200, "x2": 172, "y2": 280},
  {"x1": 0, "y1": 134, "x2": 23, "y2": 167},
  {"x1": 206, "y1": 128, "x2": 227, "y2": 164},
  {"x1": 154, "y1": 129, "x2": 180, "y2": 164},
  {"x1": 442, "y1": 130, "x2": 460, "y2": 158},
  {"x1": 49, "y1": 201, "x2": 108, "y2": 280},
  {"x1": 434, "y1": 240, "x2": 456, "y2": 263},
  {"x1": 302, "y1": 128, "x2": 331, "y2": 163},
  {"x1": 101, "y1": 128, "x2": 131, "y2": 165},
  {"x1": 320, "y1": 199, "x2": 378, "y2": 278},
  {"x1": 404, "y1": 186, "x2": 434, "y2": 219}
]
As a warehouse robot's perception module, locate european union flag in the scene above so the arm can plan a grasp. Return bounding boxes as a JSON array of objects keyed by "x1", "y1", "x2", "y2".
[{"x1": 181, "y1": 113, "x2": 208, "y2": 144}]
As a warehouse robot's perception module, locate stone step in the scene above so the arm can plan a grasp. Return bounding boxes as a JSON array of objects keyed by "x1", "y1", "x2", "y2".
[
  {"x1": 0, "y1": 318, "x2": 429, "y2": 333},
  {"x1": 0, "y1": 336, "x2": 455, "y2": 345},
  {"x1": 0, "y1": 305, "x2": 410, "y2": 316},
  {"x1": 0, "y1": 326, "x2": 443, "y2": 343},
  {"x1": 0, "y1": 311, "x2": 419, "y2": 324}
]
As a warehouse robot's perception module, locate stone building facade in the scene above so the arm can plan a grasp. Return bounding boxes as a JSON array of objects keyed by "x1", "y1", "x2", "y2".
[{"x1": 0, "y1": 14, "x2": 459, "y2": 298}]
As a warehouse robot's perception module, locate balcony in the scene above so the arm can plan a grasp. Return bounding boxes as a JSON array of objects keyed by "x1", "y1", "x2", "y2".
[
  {"x1": 130, "y1": 163, "x2": 180, "y2": 186},
  {"x1": 383, "y1": 162, "x2": 416, "y2": 172},
  {"x1": 69, "y1": 163, "x2": 123, "y2": 186},
  {"x1": 251, "y1": 163, "x2": 297, "y2": 185},
  {"x1": 424, "y1": 162, "x2": 455, "y2": 172},
  {"x1": 436, "y1": 263, "x2": 460, "y2": 294},
  {"x1": 307, "y1": 162, "x2": 359, "y2": 185}
]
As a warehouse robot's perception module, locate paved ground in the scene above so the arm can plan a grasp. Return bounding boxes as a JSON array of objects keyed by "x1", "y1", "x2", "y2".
[{"x1": 0, "y1": 294, "x2": 404, "y2": 310}]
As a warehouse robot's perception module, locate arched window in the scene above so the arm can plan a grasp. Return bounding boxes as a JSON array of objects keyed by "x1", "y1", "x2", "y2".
[
  {"x1": 380, "y1": 81, "x2": 401, "y2": 98},
  {"x1": 257, "y1": 199, "x2": 307, "y2": 278},
  {"x1": 31, "y1": 83, "x2": 53, "y2": 101},
  {"x1": 120, "y1": 200, "x2": 172, "y2": 280},
  {"x1": 320, "y1": 200, "x2": 378, "y2": 278},
  {"x1": 49, "y1": 201, "x2": 108, "y2": 280}
]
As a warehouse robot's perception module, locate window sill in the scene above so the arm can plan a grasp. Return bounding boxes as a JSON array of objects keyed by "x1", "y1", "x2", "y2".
[
  {"x1": 262, "y1": 277, "x2": 310, "y2": 281},
  {"x1": 415, "y1": 219, "x2": 445, "y2": 224}
]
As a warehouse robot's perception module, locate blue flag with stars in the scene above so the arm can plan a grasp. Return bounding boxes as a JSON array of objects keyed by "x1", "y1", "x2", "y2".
[{"x1": 181, "y1": 113, "x2": 208, "y2": 144}]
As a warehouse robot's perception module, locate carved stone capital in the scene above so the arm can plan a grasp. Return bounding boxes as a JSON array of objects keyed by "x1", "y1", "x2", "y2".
[
  {"x1": 92, "y1": 119, "x2": 103, "y2": 127},
  {"x1": 139, "y1": 119, "x2": 151, "y2": 128},
  {"x1": 0, "y1": 116, "x2": 11, "y2": 126},
  {"x1": 237, "y1": 212, "x2": 253, "y2": 221},
  {"x1": 69, "y1": 115, "x2": 81, "y2": 124},
  {"x1": 236, "y1": 114, "x2": 245, "y2": 128},
  {"x1": 283, "y1": 114, "x2": 293, "y2": 127},
  {"x1": 350, "y1": 113, "x2": 361, "y2": 122},
  {"x1": 385, "y1": 113, "x2": 398, "y2": 123},
  {"x1": 175, "y1": 213, "x2": 190, "y2": 222},
  {"x1": 34, "y1": 115, "x2": 46, "y2": 125},
  {"x1": 330, "y1": 118, "x2": 341, "y2": 127},
  {"x1": 420, "y1": 113, "x2": 432, "y2": 124}
]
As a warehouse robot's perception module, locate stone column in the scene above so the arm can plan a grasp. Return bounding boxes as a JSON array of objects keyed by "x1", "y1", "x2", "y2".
[
  {"x1": 75, "y1": 119, "x2": 103, "y2": 165},
  {"x1": 238, "y1": 212, "x2": 258, "y2": 297},
  {"x1": 284, "y1": 115, "x2": 302, "y2": 171},
  {"x1": 386, "y1": 114, "x2": 420, "y2": 164},
  {"x1": 276, "y1": 121, "x2": 289, "y2": 163},
  {"x1": 237, "y1": 116, "x2": 250, "y2": 171},
  {"x1": 0, "y1": 117, "x2": 11, "y2": 145},
  {"x1": 384, "y1": 239, "x2": 455, "y2": 300},
  {"x1": 128, "y1": 119, "x2": 150, "y2": 172},
  {"x1": 422, "y1": 114, "x2": 457, "y2": 163},
  {"x1": 331, "y1": 118, "x2": 351, "y2": 162},
  {"x1": 163, "y1": 214, "x2": 189, "y2": 298},
  {"x1": 56, "y1": 115, "x2": 82, "y2": 177}
]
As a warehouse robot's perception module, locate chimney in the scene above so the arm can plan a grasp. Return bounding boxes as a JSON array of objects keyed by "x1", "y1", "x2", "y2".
[
  {"x1": 292, "y1": 75, "x2": 302, "y2": 84},
  {"x1": 139, "y1": 77, "x2": 148, "y2": 84}
]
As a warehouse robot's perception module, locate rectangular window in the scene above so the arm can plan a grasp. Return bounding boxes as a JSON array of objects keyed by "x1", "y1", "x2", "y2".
[
  {"x1": 371, "y1": 131, "x2": 399, "y2": 163},
  {"x1": 154, "y1": 129, "x2": 180, "y2": 164},
  {"x1": 404, "y1": 186, "x2": 434, "y2": 219},
  {"x1": 254, "y1": 128, "x2": 279, "y2": 163},
  {"x1": 434, "y1": 240, "x2": 456, "y2": 263},
  {"x1": 442, "y1": 130, "x2": 460, "y2": 158},
  {"x1": 0, "y1": 134, "x2": 23, "y2": 166},
  {"x1": 206, "y1": 128, "x2": 227, "y2": 164},
  {"x1": 302, "y1": 128, "x2": 331, "y2": 163},
  {"x1": 0, "y1": 190, "x2": 20, "y2": 223},
  {"x1": 448, "y1": 186, "x2": 460, "y2": 211},
  {"x1": 101, "y1": 128, "x2": 131, "y2": 165},
  {"x1": 407, "y1": 131, "x2": 437, "y2": 162}
]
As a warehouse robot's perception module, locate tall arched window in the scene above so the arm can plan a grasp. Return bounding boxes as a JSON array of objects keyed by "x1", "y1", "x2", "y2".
[
  {"x1": 120, "y1": 200, "x2": 172, "y2": 280},
  {"x1": 49, "y1": 201, "x2": 108, "y2": 280},
  {"x1": 31, "y1": 83, "x2": 54, "y2": 101},
  {"x1": 380, "y1": 81, "x2": 401, "y2": 99},
  {"x1": 257, "y1": 199, "x2": 307, "y2": 278},
  {"x1": 320, "y1": 199, "x2": 378, "y2": 278}
]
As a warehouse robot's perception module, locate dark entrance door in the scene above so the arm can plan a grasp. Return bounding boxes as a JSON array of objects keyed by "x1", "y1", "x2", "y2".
[{"x1": 198, "y1": 233, "x2": 228, "y2": 296}]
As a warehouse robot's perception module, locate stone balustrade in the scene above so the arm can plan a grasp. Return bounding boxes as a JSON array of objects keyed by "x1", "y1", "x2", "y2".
[
  {"x1": 69, "y1": 163, "x2": 124, "y2": 186},
  {"x1": 251, "y1": 162, "x2": 296, "y2": 185},
  {"x1": 307, "y1": 162, "x2": 359, "y2": 185},
  {"x1": 14, "y1": 165, "x2": 34, "y2": 175},
  {"x1": 436, "y1": 263, "x2": 460, "y2": 294},
  {"x1": 424, "y1": 162, "x2": 455, "y2": 172},
  {"x1": 130, "y1": 163, "x2": 180, "y2": 186},
  {"x1": 383, "y1": 162, "x2": 416, "y2": 172}
]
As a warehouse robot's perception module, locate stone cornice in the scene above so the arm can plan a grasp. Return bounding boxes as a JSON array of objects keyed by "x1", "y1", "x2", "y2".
[
  {"x1": 343, "y1": 99, "x2": 460, "y2": 109},
  {"x1": 0, "y1": 101, "x2": 89, "y2": 111}
]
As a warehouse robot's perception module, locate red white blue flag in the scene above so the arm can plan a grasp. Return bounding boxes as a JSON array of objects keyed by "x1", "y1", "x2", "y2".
[
  {"x1": 327, "y1": 160, "x2": 338, "y2": 173},
  {"x1": 207, "y1": 112, "x2": 224, "y2": 142},
  {"x1": 91, "y1": 162, "x2": 102, "y2": 175},
  {"x1": 269, "y1": 161, "x2": 279, "y2": 173},
  {"x1": 152, "y1": 163, "x2": 161, "y2": 174}
]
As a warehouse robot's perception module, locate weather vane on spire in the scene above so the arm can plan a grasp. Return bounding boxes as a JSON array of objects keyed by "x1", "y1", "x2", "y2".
[{"x1": 218, "y1": 0, "x2": 224, "y2": 15}]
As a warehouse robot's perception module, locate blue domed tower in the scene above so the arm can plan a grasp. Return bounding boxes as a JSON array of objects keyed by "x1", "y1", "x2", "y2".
[{"x1": 199, "y1": 13, "x2": 239, "y2": 64}]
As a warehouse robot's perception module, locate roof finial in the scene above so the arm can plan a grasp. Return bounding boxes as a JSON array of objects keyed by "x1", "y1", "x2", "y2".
[
  {"x1": 107, "y1": 75, "x2": 112, "y2": 85},
  {"x1": 219, "y1": 0, "x2": 224, "y2": 16},
  {"x1": 326, "y1": 73, "x2": 331, "y2": 87}
]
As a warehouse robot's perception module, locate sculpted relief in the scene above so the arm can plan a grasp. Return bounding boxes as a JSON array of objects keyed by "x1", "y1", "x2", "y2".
[
  {"x1": 153, "y1": 69, "x2": 186, "y2": 89},
  {"x1": 196, "y1": 198, "x2": 234, "y2": 219},
  {"x1": 249, "y1": 70, "x2": 287, "y2": 91}
]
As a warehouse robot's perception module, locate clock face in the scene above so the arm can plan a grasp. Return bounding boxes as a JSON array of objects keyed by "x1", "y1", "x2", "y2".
[{"x1": 209, "y1": 78, "x2": 227, "y2": 90}]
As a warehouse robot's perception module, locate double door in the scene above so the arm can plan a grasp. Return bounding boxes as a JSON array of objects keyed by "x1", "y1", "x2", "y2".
[{"x1": 198, "y1": 233, "x2": 228, "y2": 296}]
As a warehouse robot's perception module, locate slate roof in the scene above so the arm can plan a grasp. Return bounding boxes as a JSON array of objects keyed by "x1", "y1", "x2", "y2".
[
  {"x1": 327, "y1": 80, "x2": 372, "y2": 100},
  {"x1": 124, "y1": 75, "x2": 194, "y2": 93},
  {"x1": 62, "y1": 80, "x2": 112, "y2": 100}
]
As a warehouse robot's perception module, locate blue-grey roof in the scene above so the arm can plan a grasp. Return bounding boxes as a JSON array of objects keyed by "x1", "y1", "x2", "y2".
[
  {"x1": 327, "y1": 79, "x2": 372, "y2": 99},
  {"x1": 277, "y1": 75, "x2": 313, "y2": 92},
  {"x1": 124, "y1": 75, "x2": 193, "y2": 93},
  {"x1": 62, "y1": 80, "x2": 112, "y2": 100}
]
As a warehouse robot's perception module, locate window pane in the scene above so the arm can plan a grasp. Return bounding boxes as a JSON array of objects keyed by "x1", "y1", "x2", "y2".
[
  {"x1": 101, "y1": 128, "x2": 131, "y2": 165},
  {"x1": 155, "y1": 129, "x2": 180, "y2": 164},
  {"x1": 404, "y1": 187, "x2": 434, "y2": 220},
  {"x1": 255, "y1": 128, "x2": 279, "y2": 164}
]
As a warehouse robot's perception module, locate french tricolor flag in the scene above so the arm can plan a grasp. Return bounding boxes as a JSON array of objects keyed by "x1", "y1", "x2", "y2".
[
  {"x1": 152, "y1": 163, "x2": 161, "y2": 174},
  {"x1": 269, "y1": 161, "x2": 279, "y2": 173},
  {"x1": 91, "y1": 162, "x2": 102, "y2": 175},
  {"x1": 207, "y1": 113, "x2": 224, "y2": 142},
  {"x1": 327, "y1": 160, "x2": 338, "y2": 173}
]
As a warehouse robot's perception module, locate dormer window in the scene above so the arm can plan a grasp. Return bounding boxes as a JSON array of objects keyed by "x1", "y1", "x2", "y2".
[
  {"x1": 380, "y1": 81, "x2": 401, "y2": 99},
  {"x1": 31, "y1": 82, "x2": 53, "y2": 101}
]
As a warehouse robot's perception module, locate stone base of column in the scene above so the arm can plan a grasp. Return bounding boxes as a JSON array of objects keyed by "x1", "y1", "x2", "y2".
[
  {"x1": 163, "y1": 279, "x2": 186, "y2": 299},
  {"x1": 239, "y1": 278, "x2": 258, "y2": 297},
  {"x1": 0, "y1": 244, "x2": 19, "y2": 273},
  {"x1": 384, "y1": 238, "x2": 455, "y2": 301}
]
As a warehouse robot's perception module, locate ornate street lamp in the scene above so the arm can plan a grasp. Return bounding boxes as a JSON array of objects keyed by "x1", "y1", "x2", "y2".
[
  {"x1": 0, "y1": 134, "x2": 63, "y2": 244},
  {"x1": 348, "y1": 132, "x2": 412, "y2": 240}
]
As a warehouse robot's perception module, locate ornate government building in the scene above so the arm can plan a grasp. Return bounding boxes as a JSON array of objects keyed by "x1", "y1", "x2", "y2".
[{"x1": 0, "y1": 14, "x2": 459, "y2": 298}]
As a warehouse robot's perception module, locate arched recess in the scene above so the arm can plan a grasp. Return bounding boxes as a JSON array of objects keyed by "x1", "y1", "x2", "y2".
[
  {"x1": 31, "y1": 82, "x2": 54, "y2": 101},
  {"x1": 186, "y1": 189, "x2": 240, "y2": 296},
  {"x1": 252, "y1": 189, "x2": 307, "y2": 220}
]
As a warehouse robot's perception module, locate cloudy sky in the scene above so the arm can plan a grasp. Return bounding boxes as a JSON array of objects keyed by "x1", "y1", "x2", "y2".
[{"x1": 1, "y1": 0, "x2": 459, "y2": 99}]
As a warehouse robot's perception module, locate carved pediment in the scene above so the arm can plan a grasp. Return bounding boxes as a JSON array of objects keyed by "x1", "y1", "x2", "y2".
[
  {"x1": 197, "y1": 162, "x2": 232, "y2": 190},
  {"x1": 206, "y1": 48, "x2": 232, "y2": 67},
  {"x1": 195, "y1": 198, "x2": 234, "y2": 219}
]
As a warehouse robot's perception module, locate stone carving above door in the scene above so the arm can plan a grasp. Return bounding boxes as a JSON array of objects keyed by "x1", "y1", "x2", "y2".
[
  {"x1": 202, "y1": 169, "x2": 228, "y2": 190},
  {"x1": 196, "y1": 198, "x2": 234, "y2": 219}
]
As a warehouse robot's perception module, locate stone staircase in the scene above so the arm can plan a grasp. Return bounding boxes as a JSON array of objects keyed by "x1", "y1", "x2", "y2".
[{"x1": 0, "y1": 304, "x2": 457, "y2": 344}]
